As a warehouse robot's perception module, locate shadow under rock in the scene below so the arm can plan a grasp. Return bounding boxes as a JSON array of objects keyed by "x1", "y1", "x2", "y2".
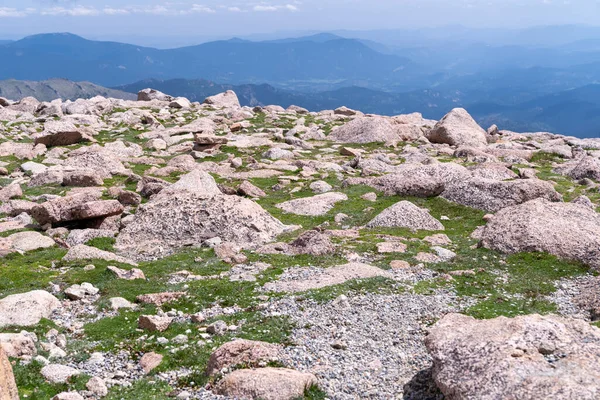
[{"x1": 403, "y1": 367, "x2": 444, "y2": 400}]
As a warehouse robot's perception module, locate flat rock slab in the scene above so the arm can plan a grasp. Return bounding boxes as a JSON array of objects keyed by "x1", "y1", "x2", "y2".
[
  {"x1": 264, "y1": 263, "x2": 393, "y2": 293},
  {"x1": 0, "y1": 231, "x2": 55, "y2": 255},
  {"x1": 276, "y1": 192, "x2": 348, "y2": 216},
  {"x1": 62, "y1": 244, "x2": 138, "y2": 266},
  {"x1": 214, "y1": 367, "x2": 317, "y2": 400}
]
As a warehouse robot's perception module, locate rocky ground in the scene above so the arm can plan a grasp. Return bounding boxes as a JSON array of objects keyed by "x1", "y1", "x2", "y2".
[{"x1": 0, "y1": 89, "x2": 599, "y2": 399}]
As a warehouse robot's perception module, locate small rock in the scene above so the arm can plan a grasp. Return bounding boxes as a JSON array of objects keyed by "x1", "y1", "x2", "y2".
[
  {"x1": 138, "y1": 315, "x2": 173, "y2": 332},
  {"x1": 207, "y1": 320, "x2": 228, "y2": 336},
  {"x1": 377, "y1": 241, "x2": 407, "y2": 253},
  {"x1": 41, "y1": 364, "x2": 80, "y2": 384},
  {"x1": 107, "y1": 266, "x2": 146, "y2": 280},
  {"x1": 140, "y1": 352, "x2": 163, "y2": 374},
  {"x1": 109, "y1": 297, "x2": 136, "y2": 310},
  {"x1": 361, "y1": 192, "x2": 377, "y2": 202},
  {"x1": 331, "y1": 340, "x2": 347, "y2": 350},
  {"x1": 64, "y1": 283, "x2": 99, "y2": 301},
  {"x1": 86, "y1": 376, "x2": 108, "y2": 397},
  {"x1": 390, "y1": 260, "x2": 411, "y2": 270},
  {"x1": 309, "y1": 180, "x2": 333, "y2": 194},
  {"x1": 52, "y1": 392, "x2": 84, "y2": 400}
]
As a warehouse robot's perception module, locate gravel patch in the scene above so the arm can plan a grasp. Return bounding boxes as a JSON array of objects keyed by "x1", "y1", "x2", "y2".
[
  {"x1": 263, "y1": 263, "x2": 393, "y2": 293},
  {"x1": 264, "y1": 291, "x2": 474, "y2": 399},
  {"x1": 548, "y1": 274, "x2": 595, "y2": 320}
]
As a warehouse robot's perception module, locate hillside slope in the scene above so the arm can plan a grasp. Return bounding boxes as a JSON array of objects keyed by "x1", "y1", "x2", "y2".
[{"x1": 0, "y1": 78, "x2": 136, "y2": 101}]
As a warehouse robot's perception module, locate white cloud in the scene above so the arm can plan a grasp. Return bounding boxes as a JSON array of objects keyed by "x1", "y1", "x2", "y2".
[
  {"x1": 253, "y1": 3, "x2": 299, "y2": 12},
  {"x1": 0, "y1": 2, "x2": 298, "y2": 19},
  {"x1": 103, "y1": 8, "x2": 130, "y2": 15},
  {"x1": 190, "y1": 4, "x2": 216, "y2": 13},
  {"x1": 0, "y1": 7, "x2": 30, "y2": 17},
  {"x1": 41, "y1": 6, "x2": 99, "y2": 16},
  {"x1": 254, "y1": 5, "x2": 278, "y2": 11}
]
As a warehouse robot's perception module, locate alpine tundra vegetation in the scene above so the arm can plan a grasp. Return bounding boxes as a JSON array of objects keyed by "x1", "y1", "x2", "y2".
[{"x1": 0, "y1": 89, "x2": 599, "y2": 400}]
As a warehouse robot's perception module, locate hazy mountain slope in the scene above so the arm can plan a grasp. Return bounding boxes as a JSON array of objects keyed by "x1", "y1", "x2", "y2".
[
  {"x1": 115, "y1": 78, "x2": 306, "y2": 106},
  {"x1": 0, "y1": 33, "x2": 417, "y2": 88},
  {"x1": 117, "y1": 78, "x2": 454, "y2": 117},
  {"x1": 0, "y1": 78, "x2": 136, "y2": 102},
  {"x1": 470, "y1": 84, "x2": 600, "y2": 137},
  {"x1": 119, "y1": 78, "x2": 600, "y2": 137}
]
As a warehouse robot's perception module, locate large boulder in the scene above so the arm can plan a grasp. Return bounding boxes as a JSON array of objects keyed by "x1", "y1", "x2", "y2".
[
  {"x1": 63, "y1": 149, "x2": 129, "y2": 179},
  {"x1": 328, "y1": 117, "x2": 400, "y2": 144},
  {"x1": 554, "y1": 156, "x2": 600, "y2": 181},
  {"x1": 0, "y1": 346, "x2": 18, "y2": 400},
  {"x1": 31, "y1": 193, "x2": 123, "y2": 226},
  {"x1": 0, "y1": 333, "x2": 37, "y2": 358},
  {"x1": 0, "y1": 231, "x2": 55, "y2": 255},
  {"x1": 0, "y1": 185, "x2": 22, "y2": 203},
  {"x1": 155, "y1": 169, "x2": 221, "y2": 199},
  {"x1": 33, "y1": 121, "x2": 92, "y2": 147},
  {"x1": 137, "y1": 88, "x2": 173, "y2": 102},
  {"x1": 214, "y1": 367, "x2": 317, "y2": 400},
  {"x1": 441, "y1": 177, "x2": 562, "y2": 212},
  {"x1": 426, "y1": 108, "x2": 488, "y2": 147},
  {"x1": 276, "y1": 193, "x2": 348, "y2": 216},
  {"x1": 8, "y1": 97, "x2": 39, "y2": 113},
  {"x1": 0, "y1": 290, "x2": 61, "y2": 328},
  {"x1": 203, "y1": 90, "x2": 241, "y2": 108},
  {"x1": 367, "y1": 201, "x2": 444, "y2": 231},
  {"x1": 116, "y1": 174, "x2": 289, "y2": 258},
  {"x1": 425, "y1": 313, "x2": 600, "y2": 400},
  {"x1": 479, "y1": 199, "x2": 600, "y2": 269},
  {"x1": 345, "y1": 162, "x2": 470, "y2": 196},
  {"x1": 468, "y1": 163, "x2": 519, "y2": 181},
  {"x1": 0, "y1": 142, "x2": 46, "y2": 160}
]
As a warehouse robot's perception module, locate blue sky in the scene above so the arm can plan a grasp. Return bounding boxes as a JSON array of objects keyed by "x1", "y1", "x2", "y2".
[{"x1": 1, "y1": 0, "x2": 600, "y2": 45}]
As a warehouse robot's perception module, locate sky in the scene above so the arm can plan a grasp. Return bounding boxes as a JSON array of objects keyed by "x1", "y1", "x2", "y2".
[{"x1": 1, "y1": 0, "x2": 600, "y2": 46}]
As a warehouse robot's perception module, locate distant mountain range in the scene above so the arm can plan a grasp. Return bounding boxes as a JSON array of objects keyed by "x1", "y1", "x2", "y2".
[
  {"x1": 0, "y1": 33, "x2": 417, "y2": 89},
  {"x1": 0, "y1": 79, "x2": 134, "y2": 102},
  {"x1": 114, "y1": 79, "x2": 600, "y2": 137},
  {"x1": 115, "y1": 78, "x2": 449, "y2": 116},
  {"x1": 3, "y1": 30, "x2": 600, "y2": 136},
  {"x1": 3, "y1": 76, "x2": 598, "y2": 138}
]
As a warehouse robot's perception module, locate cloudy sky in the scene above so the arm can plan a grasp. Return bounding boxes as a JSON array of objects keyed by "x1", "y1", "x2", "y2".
[{"x1": 1, "y1": 0, "x2": 599, "y2": 45}]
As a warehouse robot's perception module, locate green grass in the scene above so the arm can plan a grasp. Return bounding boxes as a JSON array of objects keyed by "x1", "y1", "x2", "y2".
[
  {"x1": 13, "y1": 360, "x2": 89, "y2": 400},
  {"x1": 85, "y1": 236, "x2": 116, "y2": 251},
  {"x1": 105, "y1": 379, "x2": 172, "y2": 400},
  {"x1": 3, "y1": 112, "x2": 598, "y2": 400},
  {"x1": 402, "y1": 197, "x2": 590, "y2": 319},
  {"x1": 0, "y1": 247, "x2": 67, "y2": 297}
]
